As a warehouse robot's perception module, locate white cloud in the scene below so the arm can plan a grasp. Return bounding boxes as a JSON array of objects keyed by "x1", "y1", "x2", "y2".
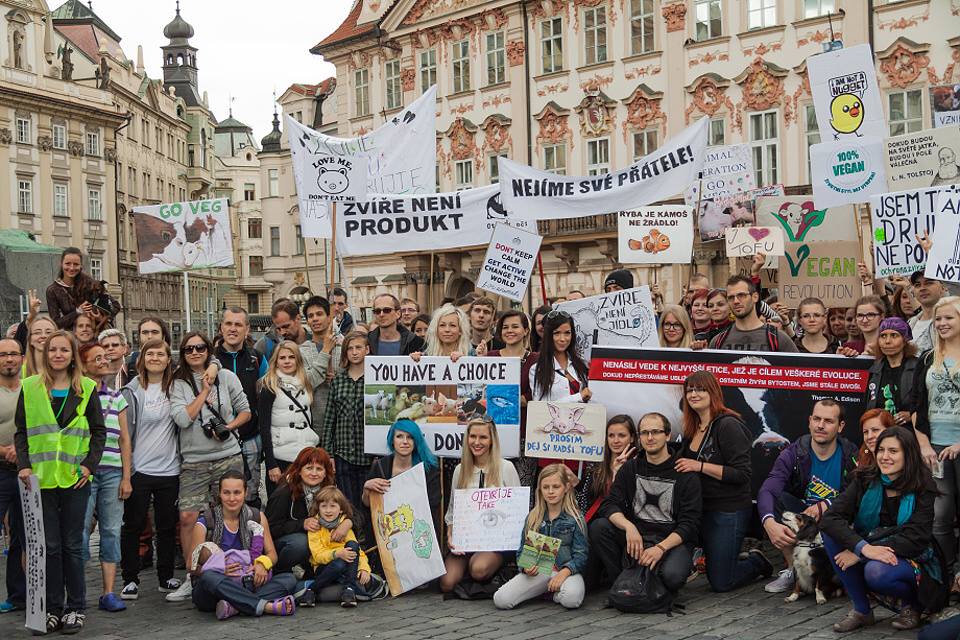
[{"x1": 79, "y1": 0, "x2": 350, "y2": 141}]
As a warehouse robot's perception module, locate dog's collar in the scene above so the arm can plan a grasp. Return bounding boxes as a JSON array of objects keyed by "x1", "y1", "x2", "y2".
[{"x1": 795, "y1": 541, "x2": 823, "y2": 549}]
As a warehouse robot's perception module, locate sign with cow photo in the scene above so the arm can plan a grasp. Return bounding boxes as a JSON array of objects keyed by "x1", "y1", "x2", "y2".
[{"x1": 132, "y1": 198, "x2": 234, "y2": 274}]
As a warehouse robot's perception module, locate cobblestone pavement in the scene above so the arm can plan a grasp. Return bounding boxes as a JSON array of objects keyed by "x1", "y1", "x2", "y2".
[{"x1": 0, "y1": 550, "x2": 929, "y2": 640}]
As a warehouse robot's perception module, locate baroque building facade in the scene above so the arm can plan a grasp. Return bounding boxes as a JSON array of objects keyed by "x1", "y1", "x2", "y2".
[{"x1": 302, "y1": 0, "x2": 960, "y2": 314}]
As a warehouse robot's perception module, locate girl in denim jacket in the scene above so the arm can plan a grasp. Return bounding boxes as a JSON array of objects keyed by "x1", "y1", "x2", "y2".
[{"x1": 494, "y1": 464, "x2": 588, "y2": 609}]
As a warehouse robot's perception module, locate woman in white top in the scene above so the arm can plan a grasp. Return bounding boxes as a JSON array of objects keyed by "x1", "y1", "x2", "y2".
[
  {"x1": 528, "y1": 309, "x2": 592, "y2": 404},
  {"x1": 440, "y1": 418, "x2": 520, "y2": 593}
]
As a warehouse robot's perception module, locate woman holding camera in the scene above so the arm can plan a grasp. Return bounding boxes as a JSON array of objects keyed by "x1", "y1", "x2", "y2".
[
  {"x1": 167, "y1": 331, "x2": 250, "y2": 603},
  {"x1": 46, "y1": 247, "x2": 117, "y2": 331}
]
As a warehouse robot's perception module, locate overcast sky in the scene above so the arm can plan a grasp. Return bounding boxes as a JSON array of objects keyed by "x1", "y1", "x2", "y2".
[{"x1": 79, "y1": 0, "x2": 352, "y2": 141}]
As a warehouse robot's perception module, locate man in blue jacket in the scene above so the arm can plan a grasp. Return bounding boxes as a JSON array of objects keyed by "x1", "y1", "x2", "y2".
[{"x1": 758, "y1": 399, "x2": 859, "y2": 594}]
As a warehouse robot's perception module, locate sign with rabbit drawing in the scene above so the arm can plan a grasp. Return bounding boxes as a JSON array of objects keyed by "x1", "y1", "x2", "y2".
[{"x1": 525, "y1": 401, "x2": 607, "y2": 462}]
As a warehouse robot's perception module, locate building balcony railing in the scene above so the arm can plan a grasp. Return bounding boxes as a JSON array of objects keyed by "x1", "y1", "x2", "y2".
[{"x1": 537, "y1": 212, "x2": 617, "y2": 239}]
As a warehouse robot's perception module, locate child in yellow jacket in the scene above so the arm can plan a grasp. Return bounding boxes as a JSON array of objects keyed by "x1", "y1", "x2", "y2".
[{"x1": 305, "y1": 486, "x2": 370, "y2": 607}]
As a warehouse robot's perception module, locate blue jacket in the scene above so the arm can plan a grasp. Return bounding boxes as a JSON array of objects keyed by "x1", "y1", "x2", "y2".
[
  {"x1": 516, "y1": 511, "x2": 588, "y2": 575},
  {"x1": 757, "y1": 434, "x2": 859, "y2": 523}
]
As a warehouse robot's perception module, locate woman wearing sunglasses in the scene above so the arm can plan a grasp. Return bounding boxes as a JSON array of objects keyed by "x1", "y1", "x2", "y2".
[{"x1": 167, "y1": 331, "x2": 251, "y2": 603}]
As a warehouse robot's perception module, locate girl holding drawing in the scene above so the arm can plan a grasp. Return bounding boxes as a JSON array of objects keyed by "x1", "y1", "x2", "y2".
[
  {"x1": 440, "y1": 418, "x2": 520, "y2": 594},
  {"x1": 362, "y1": 419, "x2": 441, "y2": 526},
  {"x1": 493, "y1": 464, "x2": 588, "y2": 610}
]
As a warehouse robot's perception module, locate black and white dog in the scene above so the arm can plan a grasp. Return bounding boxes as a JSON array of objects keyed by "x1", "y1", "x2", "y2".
[{"x1": 781, "y1": 511, "x2": 843, "y2": 605}]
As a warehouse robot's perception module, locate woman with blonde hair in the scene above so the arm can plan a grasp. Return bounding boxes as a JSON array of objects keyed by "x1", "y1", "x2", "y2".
[
  {"x1": 658, "y1": 305, "x2": 693, "y2": 349},
  {"x1": 259, "y1": 341, "x2": 317, "y2": 495},
  {"x1": 24, "y1": 315, "x2": 56, "y2": 377},
  {"x1": 422, "y1": 304, "x2": 472, "y2": 358},
  {"x1": 440, "y1": 418, "x2": 520, "y2": 594}
]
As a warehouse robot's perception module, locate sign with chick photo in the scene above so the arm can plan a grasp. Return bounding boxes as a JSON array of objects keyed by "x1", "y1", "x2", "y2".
[
  {"x1": 617, "y1": 206, "x2": 694, "y2": 264},
  {"x1": 807, "y1": 44, "x2": 887, "y2": 141}
]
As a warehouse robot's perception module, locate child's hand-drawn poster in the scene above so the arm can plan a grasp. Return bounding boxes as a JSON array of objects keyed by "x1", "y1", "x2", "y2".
[
  {"x1": 525, "y1": 401, "x2": 607, "y2": 462},
  {"x1": 451, "y1": 486, "x2": 530, "y2": 552},
  {"x1": 369, "y1": 464, "x2": 445, "y2": 596}
]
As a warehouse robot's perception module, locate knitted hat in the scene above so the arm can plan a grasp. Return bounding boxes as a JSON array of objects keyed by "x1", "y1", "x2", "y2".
[
  {"x1": 878, "y1": 316, "x2": 912, "y2": 341},
  {"x1": 603, "y1": 269, "x2": 634, "y2": 292}
]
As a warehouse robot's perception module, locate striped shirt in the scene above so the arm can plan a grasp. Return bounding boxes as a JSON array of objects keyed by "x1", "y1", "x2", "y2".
[{"x1": 97, "y1": 384, "x2": 128, "y2": 471}]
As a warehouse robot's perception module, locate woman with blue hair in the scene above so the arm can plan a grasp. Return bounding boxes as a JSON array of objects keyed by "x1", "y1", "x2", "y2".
[{"x1": 362, "y1": 419, "x2": 441, "y2": 525}]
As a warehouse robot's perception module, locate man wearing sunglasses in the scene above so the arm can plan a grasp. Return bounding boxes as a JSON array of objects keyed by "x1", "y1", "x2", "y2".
[
  {"x1": 0, "y1": 338, "x2": 25, "y2": 613},
  {"x1": 366, "y1": 293, "x2": 425, "y2": 356},
  {"x1": 592, "y1": 412, "x2": 702, "y2": 593}
]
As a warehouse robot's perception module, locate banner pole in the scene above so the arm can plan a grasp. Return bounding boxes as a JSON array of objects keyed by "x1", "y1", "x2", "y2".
[
  {"x1": 536, "y1": 252, "x2": 548, "y2": 305},
  {"x1": 302, "y1": 238, "x2": 312, "y2": 293},
  {"x1": 182, "y1": 271, "x2": 191, "y2": 332},
  {"x1": 429, "y1": 251, "x2": 435, "y2": 310},
  {"x1": 329, "y1": 203, "x2": 338, "y2": 291},
  {"x1": 439, "y1": 458, "x2": 446, "y2": 549}
]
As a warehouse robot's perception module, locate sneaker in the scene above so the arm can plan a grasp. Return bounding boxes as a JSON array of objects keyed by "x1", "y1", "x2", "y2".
[
  {"x1": 98, "y1": 593, "x2": 126, "y2": 612},
  {"x1": 215, "y1": 600, "x2": 238, "y2": 620},
  {"x1": 764, "y1": 568, "x2": 795, "y2": 593},
  {"x1": 60, "y1": 611, "x2": 85, "y2": 634},
  {"x1": 158, "y1": 578, "x2": 182, "y2": 593},
  {"x1": 749, "y1": 549, "x2": 774, "y2": 579},
  {"x1": 120, "y1": 582, "x2": 139, "y2": 600},
  {"x1": 364, "y1": 574, "x2": 389, "y2": 600},
  {"x1": 45, "y1": 613, "x2": 62, "y2": 634},
  {"x1": 296, "y1": 588, "x2": 316, "y2": 608},
  {"x1": 340, "y1": 586, "x2": 358, "y2": 608},
  {"x1": 0, "y1": 600, "x2": 24, "y2": 614},
  {"x1": 165, "y1": 578, "x2": 193, "y2": 602}
]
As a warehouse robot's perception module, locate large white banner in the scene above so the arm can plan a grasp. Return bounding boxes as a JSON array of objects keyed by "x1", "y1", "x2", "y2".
[
  {"x1": 19, "y1": 474, "x2": 45, "y2": 633},
  {"x1": 684, "y1": 144, "x2": 755, "y2": 204},
  {"x1": 451, "y1": 486, "x2": 530, "y2": 552},
  {"x1": 924, "y1": 191, "x2": 960, "y2": 282},
  {"x1": 370, "y1": 464, "x2": 445, "y2": 596},
  {"x1": 363, "y1": 356, "x2": 521, "y2": 458},
  {"x1": 870, "y1": 185, "x2": 958, "y2": 277},
  {"x1": 291, "y1": 86, "x2": 438, "y2": 237},
  {"x1": 499, "y1": 118, "x2": 708, "y2": 220},
  {"x1": 617, "y1": 206, "x2": 694, "y2": 264},
  {"x1": 335, "y1": 185, "x2": 530, "y2": 257},
  {"x1": 132, "y1": 198, "x2": 233, "y2": 274},
  {"x1": 811, "y1": 137, "x2": 888, "y2": 207},
  {"x1": 476, "y1": 223, "x2": 542, "y2": 303},
  {"x1": 556, "y1": 286, "x2": 659, "y2": 360},
  {"x1": 808, "y1": 43, "x2": 887, "y2": 140}
]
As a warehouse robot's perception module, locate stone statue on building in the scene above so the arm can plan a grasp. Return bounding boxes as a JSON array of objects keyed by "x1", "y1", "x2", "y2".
[
  {"x1": 59, "y1": 44, "x2": 74, "y2": 81},
  {"x1": 95, "y1": 56, "x2": 110, "y2": 89}
]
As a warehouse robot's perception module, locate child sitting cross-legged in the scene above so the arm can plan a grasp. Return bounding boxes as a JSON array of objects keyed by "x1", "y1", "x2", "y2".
[{"x1": 302, "y1": 486, "x2": 371, "y2": 607}]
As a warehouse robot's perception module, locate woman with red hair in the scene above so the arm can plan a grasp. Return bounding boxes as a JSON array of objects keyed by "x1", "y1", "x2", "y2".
[
  {"x1": 675, "y1": 371, "x2": 773, "y2": 592},
  {"x1": 263, "y1": 447, "x2": 352, "y2": 575},
  {"x1": 857, "y1": 409, "x2": 895, "y2": 469}
]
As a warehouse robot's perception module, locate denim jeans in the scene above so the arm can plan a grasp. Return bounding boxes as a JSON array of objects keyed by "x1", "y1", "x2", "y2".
[
  {"x1": 0, "y1": 468, "x2": 25, "y2": 606},
  {"x1": 120, "y1": 472, "x2": 179, "y2": 584},
  {"x1": 42, "y1": 485, "x2": 91, "y2": 615},
  {"x1": 192, "y1": 571, "x2": 297, "y2": 616},
  {"x1": 83, "y1": 469, "x2": 123, "y2": 564},
  {"x1": 701, "y1": 508, "x2": 764, "y2": 593},
  {"x1": 313, "y1": 540, "x2": 360, "y2": 592},
  {"x1": 275, "y1": 533, "x2": 311, "y2": 574},
  {"x1": 241, "y1": 435, "x2": 262, "y2": 508},
  {"x1": 822, "y1": 532, "x2": 919, "y2": 614}
]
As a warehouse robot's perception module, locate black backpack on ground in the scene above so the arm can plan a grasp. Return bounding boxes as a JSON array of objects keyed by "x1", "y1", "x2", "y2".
[{"x1": 608, "y1": 565, "x2": 674, "y2": 614}]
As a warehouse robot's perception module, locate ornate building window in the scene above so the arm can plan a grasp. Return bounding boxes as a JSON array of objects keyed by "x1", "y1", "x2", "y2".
[
  {"x1": 803, "y1": 0, "x2": 835, "y2": 18},
  {"x1": 17, "y1": 179, "x2": 33, "y2": 213},
  {"x1": 15, "y1": 117, "x2": 31, "y2": 144},
  {"x1": 270, "y1": 227, "x2": 280, "y2": 256},
  {"x1": 541, "y1": 17, "x2": 563, "y2": 73},
  {"x1": 488, "y1": 153, "x2": 507, "y2": 183},
  {"x1": 587, "y1": 138, "x2": 610, "y2": 175},
  {"x1": 247, "y1": 218, "x2": 262, "y2": 238},
  {"x1": 354, "y1": 68, "x2": 370, "y2": 117},
  {"x1": 804, "y1": 105, "x2": 820, "y2": 182},
  {"x1": 89, "y1": 257, "x2": 103, "y2": 281},
  {"x1": 630, "y1": 0, "x2": 655, "y2": 55},
  {"x1": 85, "y1": 131, "x2": 100, "y2": 157},
  {"x1": 584, "y1": 7, "x2": 608, "y2": 65},
  {"x1": 87, "y1": 187, "x2": 103, "y2": 220},
  {"x1": 749, "y1": 110, "x2": 779, "y2": 186},
  {"x1": 249, "y1": 255, "x2": 263, "y2": 277},
  {"x1": 452, "y1": 40, "x2": 471, "y2": 93},
  {"x1": 747, "y1": 0, "x2": 776, "y2": 30},
  {"x1": 633, "y1": 128, "x2": 658, "y2": 161},
  {"x1": 888, "y1": 89, "x2": 922, "y2": 136},
  {"x1": 52, "y1": 123, "x2": 66, "y2": 149},
  {"x1": 544, "y1": 144, "x2": 566, "y2": 174},
  {"x1": 268, "y1": 169, "x2": 279, "y2": 197},
  {"x1": 486, "y1": 31, "x2": 506, "y2": 85},
  {"x1": 454, "y1": 159, "x2": 474, "y2": 190},
  {"x1": 694, "y1": 0, "x2": 722, "y2": 40},
  {"x1": 128, "y1": 167, "x2": 137, "y2": 197},
  {"x1": 244, "y1": 183, "x2": 256, "y2": 201},
  {"x1": 419, "y1": 49, "x2": 437, "y2": 93},
  {"x1": 54, "y1": 183, "x2": 69, "y2": 217},
  {"x1": 385, "y1": 59, "x2": 402, "y2": 110},
  {"x1": 708, "y1": 118, "x2": 725, "y2": 145},
  {"x1": 295, "y1": 225, "x2": 305, "y2": 256}
]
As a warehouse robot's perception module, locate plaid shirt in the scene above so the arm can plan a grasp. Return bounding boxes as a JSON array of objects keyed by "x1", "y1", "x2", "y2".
[{"x1": 321, "y1": 371, "x2": 371, "y2": 466}]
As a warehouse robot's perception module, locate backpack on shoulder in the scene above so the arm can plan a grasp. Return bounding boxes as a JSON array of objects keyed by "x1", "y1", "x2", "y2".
[{"x1": 608, "y1": 565, "x2": 675, "y2": 614}]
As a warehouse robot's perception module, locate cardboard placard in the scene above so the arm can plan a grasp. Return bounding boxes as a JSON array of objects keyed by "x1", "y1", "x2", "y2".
[
  {"x1": 870, "y1": 185, "x2": 958, "y2": 277},
  {"x1": 778, "y1": 240, "x2": 862, "y2": 308},
  {"x1": 924, "y1": 191, "x2": 960, "y2": 282},
  {"x1": 885, "y1": 127, "x2": 960, "y2": 191},
  {"x1": 810, "y1": 137, "x2": 888, "y2": 207},
  {"x1": 524, "y1": 401, "x2": 607, "y2": 462},
  {"x1": 684, "y1": 144, "x2": 756, "y2": 204},
  {"x1": 132, "y1": 198, "x2": 233, "y2": 274},
  {"x1": 808, "y1": 43, "x2": 887, "y2": 140},
  {"x1": 476, "y1": 223, "x2": 543, "y2": 302},
  {"x1": 617, "y1": 206, "x2": 694, "y2": 264},
  {"x1": 724, "y1": 226, "x2": 785, "y2": 257},
  {"x1": 19, "y1": 474, "x2": 45, "y2": 633},
  {"x1": 931, "y1": 85, "x2": 960, "y2": 129}
]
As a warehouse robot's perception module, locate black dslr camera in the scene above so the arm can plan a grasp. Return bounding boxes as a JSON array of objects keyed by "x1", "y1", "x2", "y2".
[{"x1": 202, "y1": 415, "x2": 231, "y2": 441}]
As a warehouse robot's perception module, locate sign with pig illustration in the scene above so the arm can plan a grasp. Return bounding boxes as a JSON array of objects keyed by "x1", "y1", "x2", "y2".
[
  {"x1": 617, "y1": 206, "x2": 694, "y2": 264},
  {"x1": 132, "y1": 198, "x2": 233, "y2": 274},
  {"x1": 524, "y1": 401, "x2": 607, "y2": 462}
]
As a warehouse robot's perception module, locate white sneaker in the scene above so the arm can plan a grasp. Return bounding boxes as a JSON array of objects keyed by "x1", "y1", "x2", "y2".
[
  {"x1": 120, "y1": 582, "x2": 139, "y2": 600},
  {"x1": 764, "y1": 568, "x2": 795, "y2": 593},
  {"x1": 165, "y1": 578, "x2": 193, "y2": 602}
]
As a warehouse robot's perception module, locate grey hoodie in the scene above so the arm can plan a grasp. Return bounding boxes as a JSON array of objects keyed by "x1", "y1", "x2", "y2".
[{"x1": 170, "y1": 369, "x2": 249, "y2": 463}]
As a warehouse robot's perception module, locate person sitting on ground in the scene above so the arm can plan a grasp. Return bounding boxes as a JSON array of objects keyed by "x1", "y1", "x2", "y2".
[
  {"x1": 757, "y1": 399, "x2": 859, "y2": 594},
  {"x1": 189, "y1": 471, "x2": 297, "y2": 620},
  {"x1": 494, "y1": 464, "x2": 588, "y2": 610},
  {"x1": 704, "y1": 275, "x2": 797, "y2": 352},
  {"x1": 577, "y1": 415, "x2": 638, "y2": 521},
  {"x1": 857, "y1": 409, "x2": 895, "y2": 469},
  {"x1": 363, "y1": 420, "x2": 441, "y2": 528},
  {"x1": 593, "y1": 413, "x2": 702, "y2": 593},
  {"x1": 820, "y1": 427, "x2": 940, "y2": 632}
]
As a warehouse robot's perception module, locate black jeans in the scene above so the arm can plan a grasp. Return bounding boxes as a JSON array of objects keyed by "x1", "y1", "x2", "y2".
[
  {"x1": 120, "y1": 473, "x2": 179, "y2": 584},
  {"x1": 42, "y1": 486, "x2": 90, "y2": 615},
  {"x1": 589, "y1": 517, "x2": 693, "y2": 592},
  {"x1": 0, "y1": 468, "x2": 25, "y2": 606},
  {"x1": 334, "y1": 456, "x2": 368, "y2": 515}
]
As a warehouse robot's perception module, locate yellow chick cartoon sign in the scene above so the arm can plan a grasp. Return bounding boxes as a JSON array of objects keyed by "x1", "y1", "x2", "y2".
[{"x1": 808, "y1": 44, "x2": 887, "y2": 141}]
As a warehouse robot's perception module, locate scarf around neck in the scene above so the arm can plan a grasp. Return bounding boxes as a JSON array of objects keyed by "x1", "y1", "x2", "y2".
[{"x1": 854, "y1": 474, "x2": 915, "y2": 535}]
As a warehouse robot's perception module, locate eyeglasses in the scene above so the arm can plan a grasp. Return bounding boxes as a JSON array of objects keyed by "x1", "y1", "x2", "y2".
[
  {"x1": 856, "y1": 312, "x2": 881, "y2": 321},
  {"x1": 639, "y1": 429, "x2": 666, "y2": 438},
  {"x1": 182, "y1": 344, "x2": 208, "y2": 355},
  {"x1": 662, "y1": 322, "x2": 684, "y2": 331},
  {"x1": 373, "y1": 307, "x2": 396, "y2": 315},
  {"x1": 85, "y1": 355, "x2": 108, "y2": 365},
  {"x1": 546, "y1": 309, "x2": 571, "y2": 320},
  {"x1": 400, "y1": 307, "x2": 418, "y2": 314},
  {"x1": 685, "y1": 386, "x2": 707, "y2": 395},
  {"x1": 0, "y1": 351, "x2": 21, "y2": 359},
  {"x1": 726, "y1": 292, "x2": 752, "y2": 302}
]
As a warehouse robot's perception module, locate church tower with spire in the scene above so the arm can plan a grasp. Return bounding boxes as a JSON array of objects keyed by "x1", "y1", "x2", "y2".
[{"x1": 161, "y1": 1, "x2": 201, "y2": 105}]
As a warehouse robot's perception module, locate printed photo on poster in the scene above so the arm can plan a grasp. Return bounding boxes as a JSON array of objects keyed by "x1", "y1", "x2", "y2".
[
  {"x1": 450, "y1": 486, "x2": 530, "y2": 552},
  {"x1": 885, "y1": 127, "x2": 960, "y2": 190},
  {"x1": 810, "y1": 137, "x2": 888, "y2": 207},
  {"x1": 617, "y1": 206, "x2": 694, "y2": 264},
  {"x1": 870, "y1": 185, "x2": 958, "y2": 277},
  {"x1": 778, "y1": 240, "x2": 862, "y2": 308},
  {"x1": 370, "y1": 464, "x2": 445, "y2": 596},
  {"x1": 931, "y1": 84, "x2": 960, "y2": 128},
  {"x1": 684, "y1": 144, "x2": 756, "y2": 204},
  {"x1": 525, "y1": 401, "x2": 607, "y2": 462},
  {"x1": 132, "y1": 198, "x2": 233, "y2": 274},
  {"x1": 807, "y1": 43, "x2": 887, "y2": 140},
  {"x1": 556, "y1": 286, "x2": 659, "y2": 360},
  {"x1": 924, "y1": 191, "x2": 960, "y2": 283},
  {"x1": 363, "y1": 356, "x2": 521, "y2": 458},
  {"x1": 724, "y1": 226, "x2": 784, "y2": 257},
  {"x1": 476, "y1": 223, "x2": 543, "y2": 302}
]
